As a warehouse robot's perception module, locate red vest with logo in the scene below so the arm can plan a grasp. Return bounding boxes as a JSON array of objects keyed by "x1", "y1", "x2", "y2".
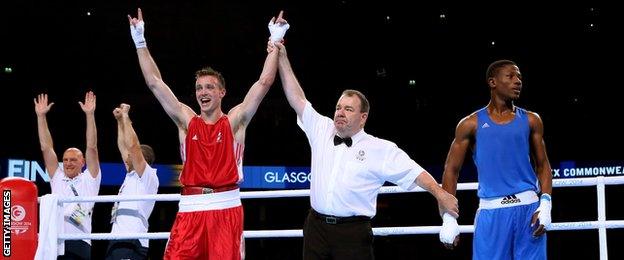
[{"x1": 180, "y1": 116, "x2": 242, "y2": 187}]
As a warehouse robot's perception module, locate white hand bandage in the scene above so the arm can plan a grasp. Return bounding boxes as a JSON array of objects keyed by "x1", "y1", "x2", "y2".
[
  {"x1": 439, "y1": 213, "x2": 460, "y2": 244},
  {"x1": 268, "y1": 20, "x2": 290, "y2": 43},
  {"x1": 130, "y1": 21, "x2": 146, "y2": 49},
  {"x1": 534, "y1": 193, "x2": 552, "y2": 229}
]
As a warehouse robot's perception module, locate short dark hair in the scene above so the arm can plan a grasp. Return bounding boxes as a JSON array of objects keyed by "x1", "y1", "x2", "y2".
[
  {"x1": 341, "y1": 89, "x2": 370, "y2": 113},
  {"x1": 141, "y1": 144, "x2": 155, "y2": 165},
  {"x1": 486, "y1": 60, "x2": 517, "y2": 83},
  {"x1": 195, "y1": 67, "x2": 226, "y2": 89}
]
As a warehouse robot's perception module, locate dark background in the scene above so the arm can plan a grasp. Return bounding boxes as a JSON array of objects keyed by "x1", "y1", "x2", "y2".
[{"x1": 1, "y1": 1, "x2": 622, "y2": 259}]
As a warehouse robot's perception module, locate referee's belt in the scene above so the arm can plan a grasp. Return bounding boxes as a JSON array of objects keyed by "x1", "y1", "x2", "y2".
[
  {"x1": 181, "y1": 185, "x2": 239, "y2": 195},
  {"x1": 312, "y1": 209, "x2": 371, "y2": 225}
]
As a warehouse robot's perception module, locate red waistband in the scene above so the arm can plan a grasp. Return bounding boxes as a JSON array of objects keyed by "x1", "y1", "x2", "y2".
[{"x1": 181, "y1": 185, "x2": 239, "y2": 195}]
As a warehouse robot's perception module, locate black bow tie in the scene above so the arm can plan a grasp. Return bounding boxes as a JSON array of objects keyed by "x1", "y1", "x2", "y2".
[{"x1": 333, "y1": 135, "x2": 353, "y2": 147}]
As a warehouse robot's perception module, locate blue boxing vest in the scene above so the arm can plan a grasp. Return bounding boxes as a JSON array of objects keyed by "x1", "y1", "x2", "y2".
[{"x1": 473, "y1": 107, "x2": 539, "y2": 198}]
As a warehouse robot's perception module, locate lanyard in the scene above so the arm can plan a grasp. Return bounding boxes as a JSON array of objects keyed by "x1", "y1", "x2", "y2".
[{"x1": 68, "y1": 182, "x2": 83, "y2": 209}]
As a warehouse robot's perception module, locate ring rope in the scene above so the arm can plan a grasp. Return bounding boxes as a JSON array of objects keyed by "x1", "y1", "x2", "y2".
[
  {"x1": 40, "y1": 176, "x2": 623, "y2": 259},
  {"x1": 54, "y1": 176, "x2": 624, "y2": 204}
]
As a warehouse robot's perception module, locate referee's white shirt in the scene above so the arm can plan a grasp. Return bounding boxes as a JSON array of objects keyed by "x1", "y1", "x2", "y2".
[{"x1": 298, "y1": 101, "x2": 424, "y2": 218}]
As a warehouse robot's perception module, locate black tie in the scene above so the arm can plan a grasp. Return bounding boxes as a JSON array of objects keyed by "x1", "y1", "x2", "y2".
[{"x1": 333, "y1": 135, "x2": 353, "y2": 147}]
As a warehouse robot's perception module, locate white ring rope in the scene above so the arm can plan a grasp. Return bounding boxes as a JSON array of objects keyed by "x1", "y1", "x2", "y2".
[
  {"x1": 55, "y1": 176, "x2": 624, "y2": 204},
  {"x1": 42, "y1": 175, "x2": 624, "y2": 260},
  {"x1": 56, "y1": 220, "x2": 624, "y2": 241}
]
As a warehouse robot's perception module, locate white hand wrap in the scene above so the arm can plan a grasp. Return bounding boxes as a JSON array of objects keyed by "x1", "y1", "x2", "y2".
[
  {"x1": 535, "y1": 193, "x2": 552, "y2": 229},
  {"x1": 439, "y1": 213, "x2": 460, "y2": 244},
  {"x1": 130, "y1": 21, "x2": 146, "y2": 49},
  {"x1": 268, "y1": 21, "x2": 290, "y2": 43}
]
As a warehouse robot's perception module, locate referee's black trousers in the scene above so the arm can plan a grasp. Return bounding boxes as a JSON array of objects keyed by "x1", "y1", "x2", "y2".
[{"x1": 303, "y1": 209, "x2": 374, "y2": 260}]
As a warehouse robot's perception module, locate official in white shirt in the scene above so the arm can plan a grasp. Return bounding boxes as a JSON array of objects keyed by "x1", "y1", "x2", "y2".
[
  {"x1": 35, "y1": 91, "x2": 102, "y2": 260},
  {"x1": 51, "y1": 167, "x2": 101, "y2": 259},
  {"x1": 274, "y1": 40, "x2": 459, "y2": 259},
  {"x1": 106, "y1": 104, "x2": 159, "y2": 260}
]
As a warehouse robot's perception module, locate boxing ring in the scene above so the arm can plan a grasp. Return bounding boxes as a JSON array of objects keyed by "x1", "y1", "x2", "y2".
[{"x1": 38, "y1": 176, "x2": 624, "y2": 259}]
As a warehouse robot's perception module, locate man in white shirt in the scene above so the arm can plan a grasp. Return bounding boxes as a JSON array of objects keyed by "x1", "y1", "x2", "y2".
[
  {"x1": 273, "y1": 37, "x2": 459, "y2": 259},
  {"x1": 106, "y1": 104, "x2": 159, "y2": 260},
  {"x1": 35, "y1": 92, "x2": 102, "y2": 260}
]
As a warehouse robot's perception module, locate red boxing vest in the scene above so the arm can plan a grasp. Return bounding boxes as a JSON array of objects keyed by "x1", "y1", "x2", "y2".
[{"x1": 180, "y1": 116, "x2": 242, "y2": 187}]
